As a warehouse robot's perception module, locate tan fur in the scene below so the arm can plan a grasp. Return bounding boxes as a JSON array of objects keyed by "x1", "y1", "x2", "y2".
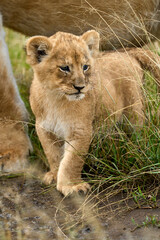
[
  {"x1": 0, "y1": 15, "x2": 32, "y2": 171},
  {"x1": 26, "y1": 30, "x2": 160, "y2": 196},
  {"x1": 0, "y1": 0, "x2": 160, "y2": 50}
]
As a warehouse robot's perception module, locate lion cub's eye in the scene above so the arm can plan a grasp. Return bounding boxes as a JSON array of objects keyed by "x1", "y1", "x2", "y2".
[
  {"x1": 59, "y1": 66, "x2": 70, "y2": 72},
  {"x1": 83, "y1": 65, "x2": 89, "y2": 72}
]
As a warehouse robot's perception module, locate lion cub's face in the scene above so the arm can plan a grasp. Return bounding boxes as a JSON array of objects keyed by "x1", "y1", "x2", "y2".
[{"x1": 26, "y1": 31, "x2": 99, "y2": 101}]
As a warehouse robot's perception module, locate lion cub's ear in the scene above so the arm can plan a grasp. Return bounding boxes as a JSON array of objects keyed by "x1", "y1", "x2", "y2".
[
  {"x1": 26, "y1": 36, "x2": 52, "y2": 65},
  {"x1": 81, "y1": 30, "x2": 100, "y2": 56}
]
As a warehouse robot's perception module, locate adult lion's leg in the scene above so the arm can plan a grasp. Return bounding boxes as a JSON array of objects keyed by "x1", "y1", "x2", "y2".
[{"x1": 0, "y1": 14, "x2": 32, "y2": 172}]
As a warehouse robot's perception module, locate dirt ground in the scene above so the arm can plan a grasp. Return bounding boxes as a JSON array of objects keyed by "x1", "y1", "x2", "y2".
[{"x1": 0, "y1": 175, "x2": 160, "y2": 240}]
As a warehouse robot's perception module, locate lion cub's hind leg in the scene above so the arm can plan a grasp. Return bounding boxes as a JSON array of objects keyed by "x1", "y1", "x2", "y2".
[{"x1": 123, "y1": 77, "x2": 145, "y2": 131}]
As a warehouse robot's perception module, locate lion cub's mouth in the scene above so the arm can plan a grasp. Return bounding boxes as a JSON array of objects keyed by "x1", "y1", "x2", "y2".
[{"x1": 65, "y1": 92, "x2": 85, "y2": 101}]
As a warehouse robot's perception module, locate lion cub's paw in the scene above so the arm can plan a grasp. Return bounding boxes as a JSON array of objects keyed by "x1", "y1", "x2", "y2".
[
  {"x1": 43, "y1": 171, "x2": 57, "y2": 185},
  {"x1": 57, "y1": 182, "x2": 90, "y2": 196}
]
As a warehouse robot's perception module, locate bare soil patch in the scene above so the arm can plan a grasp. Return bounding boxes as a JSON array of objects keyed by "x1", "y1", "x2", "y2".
[{"x1": 0, "y1": 176, "x2": 160, "y2": 240}]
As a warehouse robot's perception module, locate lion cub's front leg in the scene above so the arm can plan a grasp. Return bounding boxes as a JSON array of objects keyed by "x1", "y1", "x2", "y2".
[
  {"x1": 57, "y1": 131, "x2": 92, "y2": 196},
  {"x1": 36, "y1": 122, "x2": 62, "y2": 184}
]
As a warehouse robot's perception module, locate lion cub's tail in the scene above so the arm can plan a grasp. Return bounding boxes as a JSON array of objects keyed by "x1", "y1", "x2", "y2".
[{"x1": 128, "y1": 48, "x2": 160, "y2": 92}]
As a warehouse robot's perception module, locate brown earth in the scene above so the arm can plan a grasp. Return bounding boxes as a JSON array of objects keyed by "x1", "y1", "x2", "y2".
[{"x1": 0, "y1": 175, "x2": 160, "y2": 240}]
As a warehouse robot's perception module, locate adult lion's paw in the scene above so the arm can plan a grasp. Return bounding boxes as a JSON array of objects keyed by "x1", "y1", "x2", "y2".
[
  {"x1": 57, "y1": 182, "x2": 90, "y2": 196},
  {"x1": 0, "y1": 123, "x2": 32, "y2": 172},
  {"x1": 43, "y1": 171, "x2": 57, "y2": 185}
]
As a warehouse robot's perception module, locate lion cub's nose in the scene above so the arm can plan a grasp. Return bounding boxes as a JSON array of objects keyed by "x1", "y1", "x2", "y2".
[{"x1": 73, "y1": 85, "x2": 85, "y2": 91}]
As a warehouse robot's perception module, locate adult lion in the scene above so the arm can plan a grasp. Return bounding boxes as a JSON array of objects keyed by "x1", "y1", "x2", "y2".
[
  {"x1": 0, "y1": 0, "x2": 160, "y2": 50},
  {"x1": 0, "y1": 0, "x2": 159, "y2": 172}
]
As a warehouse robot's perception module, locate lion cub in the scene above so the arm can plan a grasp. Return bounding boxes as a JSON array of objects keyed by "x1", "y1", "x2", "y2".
[{"x1": 26, "y1": 30, "x2": 160, "y2": 196}]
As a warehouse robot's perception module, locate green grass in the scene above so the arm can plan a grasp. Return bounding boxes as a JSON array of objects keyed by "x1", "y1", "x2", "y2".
[
  {"x1": 5, "y1": 29, "x2": 160, "y2": 197},
  {"x1": 131, "y1": 215, "x2": 160, "y2": 232}
]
